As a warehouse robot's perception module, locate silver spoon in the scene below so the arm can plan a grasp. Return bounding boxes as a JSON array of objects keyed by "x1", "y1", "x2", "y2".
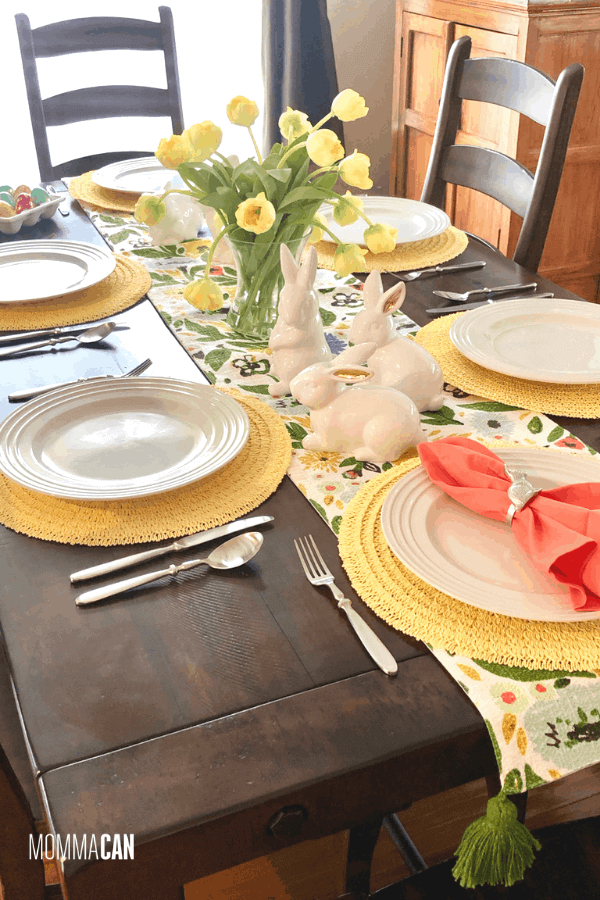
[
  {"x1": 0, "y1": 321, "x2": 116, "y2": 359},
  {"x1": 75, "y1": 531, "x2": 264, "y2": 606}
]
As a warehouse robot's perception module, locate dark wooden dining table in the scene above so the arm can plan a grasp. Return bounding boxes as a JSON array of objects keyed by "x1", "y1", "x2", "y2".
[{"x1": 0, "y1": 193, "x2": 596, "y2": 899}]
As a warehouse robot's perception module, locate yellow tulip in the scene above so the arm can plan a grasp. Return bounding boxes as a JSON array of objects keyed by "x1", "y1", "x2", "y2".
[
  {"x1": 333, "y1": 191, "x2": 364, "y2": 227},
  {"x1": 184, "y1": 122, "x2": 223, "y2": 162},
  {"x1": 226, "y1": 96, "x2": 259, "y2": 127},
  {"x1": 364, "y1": 222, "x2": 398, "y2": 253},
  {"x1": 339, "y1": 151, "x2": 373, "y2": 190},
  {"x1": 334, "y1": 242, "x2": 368, "y2": 276},
  {"x1": 306, "y1": 129, "x2": 345, "y2": 167},
  {"x1": 134, "y1": 194, "x2": 167, "y2": 226},
  {"x1": 308, "y1": 213, "x2": 328, "y2": 244},
  {"x1": 183, "y1": 278, "x2": 224, "y2": 311},
  {"x1": 235, "y1": 191, "x2": 276, "y2": 234},
  {"x1": 278, "y1": 107, "x2": 312, "y2": 141},
  {"x1": 331, "y1": 89, "x2": 369, "y2": 122},
  {"x1": 155, "y1": 134, "x2": 193, "y2": 169}
]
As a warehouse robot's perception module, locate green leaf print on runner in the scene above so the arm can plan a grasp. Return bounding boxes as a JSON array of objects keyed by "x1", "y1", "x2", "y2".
[
  {"x1": 503, "y1": 768, "x2": 523, "y2": 794},
  {"x1": 183, "y1": 321, "x2": 223, "y2": 341},
  {"x1": 420, "y1": 405, "x2": 463, "y2": 427},
  {"x1": 309, "y1": 499, "x2": 328, "y2": 521},
  {"x1": 528, "y1": 416, "x2": 543, "y2": 434},
  {"x1": 238, "y1": 384, "x2": 271, "y2": 394},
  {"x1": 524, "y1": 764, "x2": 546, "y2": 790},
  {"x1": 319, "y1": 307, "x2": 336, "y2": 327},
  {"x1": 473, "y1": 659, "x2": 597, "y2": 682},
  {"x1": 286, "y1": 422, "x2": 308, "y2": 449},
  {"x1": 204, "y1": 348, "x2": 232, "y2": 371},
  {"x1": 331, "y1": 515, "x2": 342, "y2": 535},
  {"x1": 458, "y1": 402, "x2": 521, "y2": 412},
  {"x1": 546, "y1": 425, "x2": 565, "y2": 442}
]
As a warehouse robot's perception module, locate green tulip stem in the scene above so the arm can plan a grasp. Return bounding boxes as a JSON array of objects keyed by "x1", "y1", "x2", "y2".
[
  {"x1": 214, "y1": 151, "x2": 234, "y2": 167},
  {"x1": 247, "y1": 126, "x2": 263, "y2": 165},
  {"x1": 310, "y1": 111, "x2": 334, "y2": 132},
  {"x1": 203, "y1": 223, "x2": 236, "y2": 280},
  {"x1": 312, "y1": 219, "x2": 341, "y2": 243},
  {"x1": 308, "y1": 166, "x2": 339, "y2": 180},
  {"x1": 276, "y1": 136, "x2": 310, "y2": 169}
]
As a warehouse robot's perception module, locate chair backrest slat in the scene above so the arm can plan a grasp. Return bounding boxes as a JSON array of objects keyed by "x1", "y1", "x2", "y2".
[
  {"x1": 43, "y1": 86, "x2": 174, "y2": 126},
  {"x1": 15, "y1": 6, "x2": 184, "y2": 182},
  {"x1": 30, "y1": 17, "x2": 165, "y2": 56},
  {"x1": 439, "y1": 146, "x2": 533, "y2": 218},
  {"x1": 459, "y1": 57, "x2": 556, "y2": 125},
  {"x1": 421, "y1": 35, "x2": 584, "y2": 272}
]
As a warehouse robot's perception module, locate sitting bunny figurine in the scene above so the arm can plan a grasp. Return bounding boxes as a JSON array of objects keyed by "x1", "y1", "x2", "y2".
[
  {"x1": 289, "y1": 355, "x2": 424, "y2": 463},
  {"x1": 268, "y1": 244, "x2": 331, "y2": 397},
  {"x1": 147, "y1": 181, "x2": 205, "y2": 245},
  {"x1": 348, "y1": 270, "x2": 445, "y2": 412}
]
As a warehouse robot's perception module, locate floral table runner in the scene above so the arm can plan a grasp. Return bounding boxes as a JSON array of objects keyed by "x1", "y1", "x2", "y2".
[{"x1": 87, "y1": 207, "x2": 600, "y2": 799}]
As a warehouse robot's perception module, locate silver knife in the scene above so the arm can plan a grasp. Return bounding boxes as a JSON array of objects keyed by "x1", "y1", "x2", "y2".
[
  {"x1": 0, "y1": 325, "x2": 93, "y2": 346},
  {"x1": 69, "y1": 515, "x2": 274, "y2": 583},
  {"x1": 427, "y1": 292, "x2": 555, "y2": 314}
]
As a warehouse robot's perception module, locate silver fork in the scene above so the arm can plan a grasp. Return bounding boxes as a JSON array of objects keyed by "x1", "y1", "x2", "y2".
[
  {"x1": 389, "y1": 260, "x2": 486, "y2": 282},
  {"x1": 294, "y1": 535, "x2": 398, "y2": 676},
  {"x1": 8, "y1": 358, "x2": 152, "y2": 402}
]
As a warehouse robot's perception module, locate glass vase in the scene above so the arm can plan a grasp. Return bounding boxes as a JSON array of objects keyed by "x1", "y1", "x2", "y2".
[{"x1": 225, "y1": 231, "x2": 309, "y2": 341}]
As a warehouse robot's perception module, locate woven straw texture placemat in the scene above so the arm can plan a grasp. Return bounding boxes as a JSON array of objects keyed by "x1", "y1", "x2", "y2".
[
  {"x1": 314, "y1": 226, "x2": 468, "y2": 273},
  {"x1": 338, "y1": 449, "x2": 600, "y2": 671},
  {"x1": 69, "y1": 172, "x2": 139, "y2": 213},
  {"x1": 0, "y1": 256, "x2": 150, "y2": 331},
  {"x1": 416, "y1": 312, "x2": 600, "y2": 418},
  {"x1": 0, "y1": 389, "x2": 291, "y2": 546}
]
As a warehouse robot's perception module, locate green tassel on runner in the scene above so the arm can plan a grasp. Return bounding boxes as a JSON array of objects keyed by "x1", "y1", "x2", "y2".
[{"x1": 452, "y1": 792, "x2": 541, "y2": 889}]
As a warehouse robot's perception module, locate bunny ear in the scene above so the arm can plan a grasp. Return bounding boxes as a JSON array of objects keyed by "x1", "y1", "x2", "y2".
[
  {"x1": 362, "y1": 270, "x2": 384, "y2": 308},
  {"x1": 298, "y1": 245, "x2": 318, "y2": 293},
  {"x1": 334, "y1": 342, "x2": 377, "y2": 366},
  {"x1": 380, "y1": 281, "x2": 406, "y2": 315},
  {"x1": 280, "y1": 243, "x2": 299, "y2": 283}
]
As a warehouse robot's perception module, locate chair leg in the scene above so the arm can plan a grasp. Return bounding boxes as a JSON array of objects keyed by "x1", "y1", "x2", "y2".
[
  {"x1": 342, "y1": 812, "x2": 385, "y2": 900},
  {"x1": 383, "y1": 814, "x2": 427, "y2": 875}
]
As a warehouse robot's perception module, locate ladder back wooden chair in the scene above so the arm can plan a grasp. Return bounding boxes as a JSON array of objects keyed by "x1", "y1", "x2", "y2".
[
  {"x1": 421, "y1": 35, "x2": 584, "y2": 273},
  {"x1": 15, "y1": 7, "x2": 184, "y2": 182}
]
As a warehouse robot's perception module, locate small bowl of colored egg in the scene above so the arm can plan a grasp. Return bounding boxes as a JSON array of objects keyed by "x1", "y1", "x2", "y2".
[{"x1": 0, "y1": 183, "x2": 65, "y2": 235}]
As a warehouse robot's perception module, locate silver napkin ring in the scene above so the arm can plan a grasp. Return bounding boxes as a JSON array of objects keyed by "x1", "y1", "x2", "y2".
[{"x1": 505, "y1": 465, "x2": 539, "y2": 525}]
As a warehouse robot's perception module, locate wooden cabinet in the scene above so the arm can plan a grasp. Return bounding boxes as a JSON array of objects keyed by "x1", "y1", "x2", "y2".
[{"x1": 390, "y1": 0, "x2": 600, "y2": 301}]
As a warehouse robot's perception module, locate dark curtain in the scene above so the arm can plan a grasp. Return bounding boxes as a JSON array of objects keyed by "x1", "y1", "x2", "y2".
[{"x1": 262, "y1": 0, "x2": 344, "y2": 154}]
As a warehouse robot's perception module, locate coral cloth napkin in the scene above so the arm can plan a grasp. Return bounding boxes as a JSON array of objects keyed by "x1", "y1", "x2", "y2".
[{"x1": 418, "y1": 436, "x2": 600, "y2": 611}]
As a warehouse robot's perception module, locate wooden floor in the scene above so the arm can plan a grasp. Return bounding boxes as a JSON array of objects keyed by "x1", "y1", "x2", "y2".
[{"x1": 183, "y1": 761, "x2": 600, "y2": 899}]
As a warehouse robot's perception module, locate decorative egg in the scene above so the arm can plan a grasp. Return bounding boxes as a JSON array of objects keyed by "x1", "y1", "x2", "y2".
[
  {"x1": 0, "y1": 192, "x2": 15, "y2": 207},
  {"x1": 0, "y1": 201, "x2": 15, "y2": 218},
  {"x1": 15, "y1": 193, "x2": 34, "y2": 213},
  {"x1": 13, "y1": 184, "x2": 31, "y2": 198},
  {"x1": 31, "y1": 187, "x2": 49, "y2": 206},
  {"x1": 0, "y1": 185, "x2": 12, "y2": 195}
]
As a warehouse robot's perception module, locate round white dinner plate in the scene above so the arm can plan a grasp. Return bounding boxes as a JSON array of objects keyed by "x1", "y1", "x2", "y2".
[
  {"x1": 449, "y1": 297, "x2": 600, "y2": 384},
  {"x1": 0, "y1": 240, "x2": 116, "y2": 305},
  {"x1": 380, "y1": 448, "x2": 600, "y2": 622},
  {"x1": 318, "y1": 196, "x2": 450, "y2": 246},
  {"x1": 92, "y1": 157, "x2": 179, "y2": 195},
  {"x1": 0, "y1": 378, "x2": 249, "y2": 500}
]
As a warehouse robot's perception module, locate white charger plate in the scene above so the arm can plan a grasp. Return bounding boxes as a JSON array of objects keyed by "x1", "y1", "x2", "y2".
[
  {"x1": 380, "y1": 448, "x2": 600, "y2": 622},
  {"x1": 92, "y1": 157, "x2": 179, "y2": 195},
  {"x1": 318, "y1": 196, "x2": 450, "y2": 246},
  {"x1": 449, "y1": 297, "x2": 600, "y2": 384},
  {"x1": 0, "y1": 194, "x2": 65, "y2": 236},
  {"x1": 0, "y1": 377, "x2": 249, "y2": 500},
  {"x1": 0, "y1": 240, "x2": 116, "y2": 305}
]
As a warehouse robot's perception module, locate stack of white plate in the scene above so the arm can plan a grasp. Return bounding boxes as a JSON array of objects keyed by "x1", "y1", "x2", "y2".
[
  {"x1": 449, "y1": 297, "x2": 600, "y2": 385},
  {"x1": 0, "y1": 240, "x2": 116, "y2": 305},
  {"x1": 0, "y1": 378, "x2": 249, "y2": 500},
  {"x1": 380, "y1": 447, "x2": 600, "y2": 622},
  {"x1": 318, "y1": 196, "x2": 450, "y2": 247},
  {"x1": 92, "y1": 157, "x2": 181, "y2": 195}
]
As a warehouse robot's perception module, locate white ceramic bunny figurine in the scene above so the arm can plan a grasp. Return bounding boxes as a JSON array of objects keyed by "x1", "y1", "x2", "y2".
[
  {"x1": 348, "y1": 270, "x2": 445, "y2": 412},
  {"x1": 147, "y1": 181, "x2": 205, "y2": 245},
  {"x1": 268, "y1": 244, "x2": 332, "y2": 397},
  {"x1": 289, "y1": 358, "x2": 424, "y2": 463}
]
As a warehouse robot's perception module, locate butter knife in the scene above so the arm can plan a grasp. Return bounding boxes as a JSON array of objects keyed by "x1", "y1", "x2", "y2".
[
  {"x1": 427, "y1": 292, "x2": 554, "y2": 314},
  {"x1": 69, "y1": 515, "x2": 274, "y2": 583},
  {"x1": 0, "y1": 325, "x2": 93, "y2": 346}
]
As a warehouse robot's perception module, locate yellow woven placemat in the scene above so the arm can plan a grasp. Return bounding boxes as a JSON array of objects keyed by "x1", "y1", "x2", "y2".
[
  {"x1": 0, "y1": 389, "x2": 291, "y2": 546},
  {"x1": 0, "y1": 255, "x2": 151, "y2": 331},
  {"x1": 338, "y1": 450, "x2": 600, "y2": 671},
  {"x1": 314, "y1": 226, "x2": 468, "y2": 273},
  {"x1": 416, "y1": 312, "x2": 600, "y2": 418},
  {"x1": 69, "y1": 171, "x2": 139, "y2": 213}
]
